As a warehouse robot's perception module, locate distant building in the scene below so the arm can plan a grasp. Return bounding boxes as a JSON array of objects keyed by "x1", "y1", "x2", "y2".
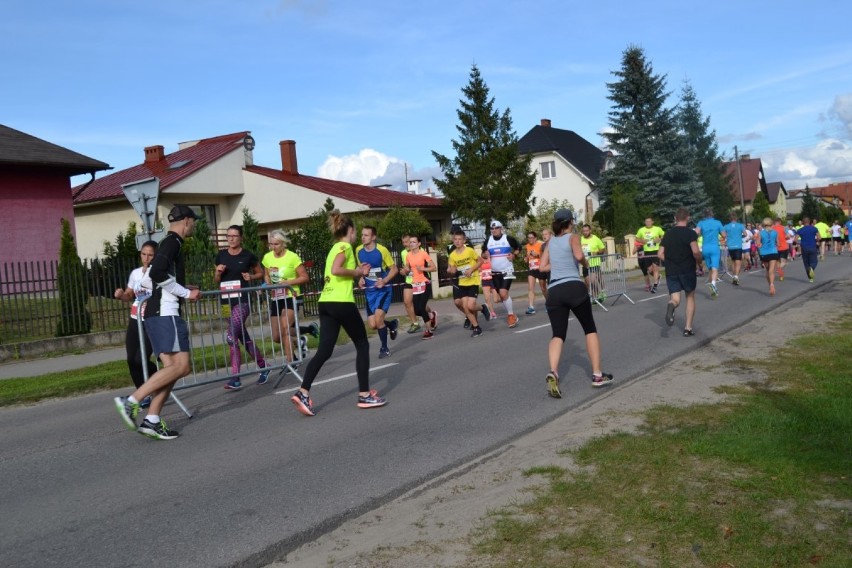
[{"x1": 724, "y1": 155, "x2": 786, "y2": 218}]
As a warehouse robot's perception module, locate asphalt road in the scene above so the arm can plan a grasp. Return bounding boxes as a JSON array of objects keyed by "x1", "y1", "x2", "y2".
[{"x1": 1, "y1": 256, "x2": 849, "y2": 568}]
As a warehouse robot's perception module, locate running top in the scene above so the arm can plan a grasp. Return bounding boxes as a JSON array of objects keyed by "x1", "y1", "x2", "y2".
[
  {"x1": 723, "y1": 221, "x2": 745, "y2": 250},
  {"x1": 635, "y1": 225, "x2": 665, "y2": 253},
  {"x1": 758, "y1": 228, "x2": 779, "y2": 256},
  {"x1": 547, "y1": 233, "x2": 582, "y2": 289},
  {"x1": 697, "y1": 217, "x2": 724, "y2": 249},
  {"x1": 405, "y1": 248, "x2": 432, "y2": 294},
  {"x1": 126, "y1": 266, "x2": 153, "y2": 320},
  {"x1": 580, "y1": 234, "x2": 605, "y2": 268},
  {"x1": 319, "y1": 241, "x2": 356, "y2": 303},
  {"x1": 484, "y1": 233, "x2": 519, "y2": 275},
  {"x1": 448, "y1": 246, "x2": 480, "y2": 287},
  {"x1": 145, "y1": 231, "x2": 190, "y2": 318},
  {"x1": 355, "y1": 243, "x2": 394, "y2": 290},
  {"x1": 814, "y1": 222, "x2": 830, "y2": 239},
  {"x1": 262, "y1": 249, "x2": 303, "y2": 297},
  {"x1": 772, "y1": 225, "x2": 789, "y2": 251},
  {"x1": 831, "y1": 223, "x2": 842, "y2": 238},
  {"x1": 796, "y1": 225, "x2": 819, "y2": 250},
  {"x1": 525, "y1": 241, "x2": 543, "y2": 271}
]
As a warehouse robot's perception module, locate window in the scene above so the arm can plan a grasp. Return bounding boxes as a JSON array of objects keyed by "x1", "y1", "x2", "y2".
[{"x1": 540, "y1": 161, "x2": 556, "y2": 179}]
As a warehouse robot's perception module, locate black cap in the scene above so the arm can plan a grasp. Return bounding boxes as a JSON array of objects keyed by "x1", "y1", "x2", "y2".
[
  {"x1": 554, "y1": 208, "x2": 574, "y2": 223},
  {"x1": 167, "y1": 205, "x2": 199, "y2": 222}
]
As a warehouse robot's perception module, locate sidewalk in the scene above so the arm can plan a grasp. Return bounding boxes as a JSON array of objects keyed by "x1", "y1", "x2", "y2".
[{"x1": 0, "y1": 282, "x2": 543, "y2": 380}]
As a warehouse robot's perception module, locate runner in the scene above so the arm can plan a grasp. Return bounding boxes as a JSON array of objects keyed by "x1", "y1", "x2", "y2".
[
  {"x1": 814, "y1": 218, "x2": 830, "y2": 259},
  {"x1": 580, "y1": 224, "x2": 606, "y2": 301},
  {"x1": 722, "y1": 212, "x2": 746, "y2": 285},
  {"x1": 635, "y1": 217, "x2": 664, "y2": 293},
  {"x1": 399, "y1": 234, "x2": 435, "y2": 333},
  {"x1": 755, "y1": 217, "x2": 780, "y2": 296},
  {"x1": 356, "y1": 226, "x2": 399, "y2": 359},
  {"x1": 659, "y1": 207, "x2": 703, "y2": 336},
  {"x1": 524, "y1": 231, "x2": 547, "y2": 314},
  {"x1": 447, "y1": 229, "x2": 490, "y2": 337},
  {"x1": 290, "y1": 210, "x2": 386, "y2": 417},
  {"x1": 696, "y1": 209, "x2": 724, "y2": 298},
  {"x1": 404, "y1": 234, "x2": 437, "y2": 339},
  {"x1": 540, "y1": 208, "x2": 613, "y2": 397},
  {"x1": 214, "y1": 225, "x2": 268, "y2": 390},
  {"x1": 479, "y1": 250, "x2": 499, "y2": 319},
  {"x1": 483, "y1": 220, "x2": 521, "y2": 328},
  {"x1": 830, "y1": 220, "x2": 843, "y2": 255},
  {"x1": 845, "y1": 217, "x2": 852, "y2": 253},
  {"x1": 772, "y1": 217, "x2": 790, "y2": 281},
  {"x1": 796, "y1": 217, "x2": 820, "y2": 282},
  {"x1": 741, "y1": 224, "x2": 754, "y2": 271}
]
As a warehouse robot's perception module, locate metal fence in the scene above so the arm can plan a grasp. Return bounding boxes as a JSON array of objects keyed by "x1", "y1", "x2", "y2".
[{"x1": 587, "y1": 253, "x2": 635, "y2": 311}]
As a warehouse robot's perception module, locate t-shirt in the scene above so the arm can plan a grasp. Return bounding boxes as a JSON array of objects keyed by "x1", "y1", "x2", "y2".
[
  {"x1": 216, "y1": 248, "x2": 259, "y2": 305},
  {"x1": 635, "y1": 225, "x2": 665, "y2": 253},
  {"x1": 844, "y1": 220, "x2": 852, "y2": 237},
  {"x1": 797, "y1": 225, "x2": 819, "y2": 250},
  {"x1": 831, "y1": 224, "x2": 842, "y2": 238},
  {"x1": 659, "y1": 226, "x2": 698, "y2": 276},
  {"x1": 405, "y1": 248, "x2": 432, "y2": 294},
  {"x1": 814, "y1": 222, "x2": 830, "y2": 239},
  {"x1": 484, "y1": 233, "x2": 520, "y2": 275},
  {"x1": 319, "y1": 241, "x2": 356, "y2": 303},
  {"x1": 697, "y1": 218, "x2": 724, "y2": 249},
  {"x1": 262, "y1": 249, "x2": 303, "y2": 297},
  {"x1": 145, "y1": 231, "x2": 189, "y2": 318},
  {"x1": 772, "y1": 225, "x2": 789, "y2": 251},
  {"x1": 355, "y1": 243, "x2": 395, "y2": 291},
  {"x1": 580, "y1": 234, "x2": 605, "y2": 268},
  {"x1": 126, "y1": 266, "x2": 153, "y2": 320},
  {"x1": 524, "y1": 241, "x2": 543, "y2": 271},
  {"x1": 758, "y1": 228, "x2": 779, "y2": 256},
  {"x1": 448, "y1": 246, "x2": 480, "y2": 287},
  {"x1": 723, "y1": 221, "x2": 745, "y2": 250}
]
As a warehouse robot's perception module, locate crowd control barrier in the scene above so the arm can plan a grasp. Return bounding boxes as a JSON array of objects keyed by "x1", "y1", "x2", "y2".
[
  {"x1": 587, "y1": 253, "x2": 635, "y2": 311},
  {"x1": 137, "y1": 283, "x2": 310, "y2": 417}
]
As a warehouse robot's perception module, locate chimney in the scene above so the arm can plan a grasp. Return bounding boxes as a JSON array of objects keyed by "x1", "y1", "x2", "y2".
[
  {"x1": 541, "y1": 118, "x2": 552, "y2": 127},
  {"x1": 144, "y1": 145, "x2": 165, "y2": 163},
  {"x1": 280, "y1": 140, "x2": 298, "y2": 175},
  {"x1": 407, "y1": 179, "x2": 422, "y2": 194},
  {"x1": 740, "y1": 154, "x2": 751, "y2": 161}
]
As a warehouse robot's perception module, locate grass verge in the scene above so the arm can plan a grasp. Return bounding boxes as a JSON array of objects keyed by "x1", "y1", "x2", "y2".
[{"x1": 470, "y1": 316, "x2": 851, "y2": 567}]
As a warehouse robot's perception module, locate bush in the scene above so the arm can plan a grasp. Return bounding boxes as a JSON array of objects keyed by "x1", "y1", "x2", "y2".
[{"x1": 56, "y1": 218, "x2": 92, "y2": 337}]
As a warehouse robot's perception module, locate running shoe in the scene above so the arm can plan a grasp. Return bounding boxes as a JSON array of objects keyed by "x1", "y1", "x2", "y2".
[
  {"x1": 224, "y1": 379, "x2": 242, "y2": 391},
  {"x1": 490, "y1": 311, "x2": 498, "y2": 319},
  {"x1": 300, "y1": 335, "x2": 309, "y2": 358},
  {"x1": 808, "y1": 267, "x2": 814, "y2": 280},
  {"x1": 256, "y1": 369, "x2": 270, "y2": 385},
  {"x1": 114, "y1": 396, "x2": 140, "y2": 430},
  {"x1": 683, "y1": 328, "x2": 695, "y2": 337},
  {"x1": 732, "y1": 276, "x2": 740, "y2": 286},
  {"x1": 357, "y1": 391, "x2": 387, "y2": 409},
  {"x1": 546, "y1": 371, "x2": 561, "y2": 398},
  {"x1": 388, "y1": 319, "x2": 399, "y2": 341},
  {"x1": 422, "y1": 329, "x2": 434, "y2": 340},
  {"x1": 591, "y1": 372, "x2": 614, "y2": 388},
  {"x1": 470, "y1": 326, "x2": 483, "y2": 338},
  {"x1": 429, "y1": 310, "x2": 438, "y2": 330},
  {"x1": 708, "y1": 281, "x2": 718, "y2": 298},
  {"x1": 481, "y1": 304, "x2": 491, "y2": 321},
  {"x1": 138, "y1": 418, "x2": 179, "y2": 440},
  {"x1": 651, "y1": 282, "x2": 658, "y2": 294},
  {"x1": 140, "y1": 396, "x2": 152, "y2": 409},
  {"x1": 809, "y1": 277, "x2": 814, "y2": 283},
  {"x1": 291, "y1": 390, "x2": 316, "y2": 416},
  {"x1": 378, "y1": 347, "x2": 390, "y2": 359},
  {"x1": 306, "y1": 322, "x2": 320, "y2": 338},
  {"x1": 526, "y1": 306, "x2": 536, "y2": 315},
  {"x1": 507, "y1": 313, "x2": 519, "y2": 328},
  {"x1": 665, "y1": 302, "x2": 676, "y2": 327},
  {"x1": 463, "y1": 319, "x2": 471, "y2": 329},
  {"x1": 778, "y1": 267, "x2": 785, "y2": 281},
  {"x1": 407, "y1": 322, "x2": 421, "y2": 334}
]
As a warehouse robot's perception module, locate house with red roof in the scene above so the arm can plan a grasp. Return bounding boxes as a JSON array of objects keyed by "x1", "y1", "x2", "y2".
[
  {"x1": 788, "y1": 181, "x2": 852, "y2": 217},
  {"x1": 518, "y1": 119, "x2": 612, "y2": 223},
  {"x1": 723, "y1": 155, "x2": 787, "y2": 218},
  {"x1": 72, "y1": 132, "x2": 449, "y2": 258},
  {"x1": 0, "y1": 125, "x2": 110, "y2": 268}
]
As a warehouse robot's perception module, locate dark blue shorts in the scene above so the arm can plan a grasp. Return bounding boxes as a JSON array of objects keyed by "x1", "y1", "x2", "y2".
[
  {"x1": 365, "y1": 286, "x2": 392, "y2": 316},
  {"x1": 666, "y1": 272, "x2": 697, "y2": 294},
  {"x1": 144, "y1": 316, "x2": 190, "y2": 356}
]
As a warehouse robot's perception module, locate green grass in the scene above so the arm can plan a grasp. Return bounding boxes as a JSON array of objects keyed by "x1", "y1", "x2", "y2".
[{"x1": 470, "y1": 316, "x2": 852, "y2": 568}]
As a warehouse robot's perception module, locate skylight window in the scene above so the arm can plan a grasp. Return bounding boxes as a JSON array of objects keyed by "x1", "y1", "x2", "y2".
[{"x1": 168, "y1": 159, "x2": 192, "y2": 170}]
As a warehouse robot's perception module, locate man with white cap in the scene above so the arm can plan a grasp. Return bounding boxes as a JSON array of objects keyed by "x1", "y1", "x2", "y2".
[{"x1": 482, "y1": 220, "x2": 521, "y2": 328}]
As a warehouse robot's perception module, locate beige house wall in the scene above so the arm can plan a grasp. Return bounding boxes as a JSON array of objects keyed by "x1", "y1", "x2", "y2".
[{"x1": 528, "y1": 152, "x2": 598, "y2": 222}]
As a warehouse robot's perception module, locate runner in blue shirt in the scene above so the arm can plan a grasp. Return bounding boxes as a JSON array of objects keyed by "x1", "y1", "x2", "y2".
[
  {"x1": 696, "y1": 209, "x2": 724, "y2": 297},
  {"x1": 796, "y1": 217, "x2": 820, "y2": 282},
  {"x1": 844, "y1": 218, "x2": 852, "y2": 254},
  {"x1": 722, "y1": 212, "x2": 746, "y2": 286},
  {"x1": 755, "y1": 217, "x2": 780, "y2": 297},
  {"x1": 356, "y1": 226, "x2": 400, "y2": 359}
]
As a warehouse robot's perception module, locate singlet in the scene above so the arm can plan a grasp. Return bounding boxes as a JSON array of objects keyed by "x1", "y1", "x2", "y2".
[
  {"x1": 758, "y1": 228, "x2": 779, "y2": 256},
  {"x1": 262, "y1": 249, "x2": 303, "y2": 298},
  {"x1": 524, "y1": 241, "x2": 543, "y2": 271},
  {"x1": 448, "y1": 246, "x2": 480, "y2": 287},
  {"x1": 127, "y1": 266, "x2": 153, "y2": 320},
  {"x1": 480, "y1": 260, "x2": 493, "y2": 282},
  {"x1": 635, "y1": 225, "x2": 665, "y2": 253},
  {"x1": 546, "y1": 233, "x2": 582, "y2": 289},
  {"x1": 484, "y1": 233, "x2": 519, "y2": 275},
  {"x1": 405, "y1": 248, "x2": 432, "y2": 294},
  {"x1": 697, "y1": 218, "x2": 724, "y2": 249},
  {"x1": 319, "y1": 241, "x2": 356, "y2": 303},
  {"x1": 772, "y1": 225, "x2": 789, "y2": 251},
  {"x1": 741, "y1": 229, "x2": 752, "y2": 251},
  {"x1": 355, "y1": 243, "x2": 394, "y2": 290}
]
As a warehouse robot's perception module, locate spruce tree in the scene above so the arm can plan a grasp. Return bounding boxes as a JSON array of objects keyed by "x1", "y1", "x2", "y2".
[
  {"x1": 183, "y1": 213, "x2": 217, "y2": 290},
  {"x1": 800, "y1": 186, "x2": 820, "y2": 220},
  {"x1": 240, "y1": 207, "x2": 264, "y2": 263},
  {"x1": 677, "y1": 81, "x2": 733, "y2": 218},
  {"x1": 56, "y1": 218, "x2": 92, "y2": 336},
  {"x1": 750, "y1": 190, "x2": 772, "y2": 222},
  {"x1": 432, "y1": 64, "x2": 536, "y2": 226},
  {"x1": 599, "y1": 46, "x2": 708, "y2": 222}
]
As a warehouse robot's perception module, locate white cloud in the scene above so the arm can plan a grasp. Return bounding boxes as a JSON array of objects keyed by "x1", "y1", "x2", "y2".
[
  {"x1": 827, "y1": 93, "x2": 852, "y2": 139},
  {"x1": 317, "y1": 148, "x2": 443, "y2": 194},
  {"x1": 761, "y1": 138, "x2": 852, "y2": 188}
]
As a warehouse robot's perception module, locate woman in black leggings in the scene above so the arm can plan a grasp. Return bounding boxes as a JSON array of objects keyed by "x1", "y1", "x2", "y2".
[
  {"x1": 540, "y1": 209, "x2": 613, "y2": 398},
  {"x1": 290, "y1": 211, "x2": 388, "y2": 416}
]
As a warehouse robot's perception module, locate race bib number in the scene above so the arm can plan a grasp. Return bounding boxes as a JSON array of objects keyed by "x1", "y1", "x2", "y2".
[
  {"x1": 368, "y1": 267, "x2": 381, "y2": 280},
  {"x1": 503, "y1": 266, "x2": 515, "y2": 278},
  {"x1": 220, "y1": 280, "x2": 242, "y2": 299},
  {"x1": 130, "y1": 300, "x2": 147, "y2": 320},
  {"x1": 528, "y1": 258, "x2": 540, "y2": 270},
  {"x1": 480, "y1": 268, "x2": 492, "y2": 281},
  {"x1": 412, "y1": 281, "x2": 427, "y2": 294}
]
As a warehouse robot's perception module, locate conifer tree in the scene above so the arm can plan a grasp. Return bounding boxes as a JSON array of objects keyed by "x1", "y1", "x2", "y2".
[
  {"x1": 800, "y1": 186, "x2": 821, "y2": 220},
  {"x1": 432, "y1": 64, "x2": 535, "y2": 226},
  {"x1": 599, "y1": 46, "x2": 708, "y2": 222},
  {"x1": 750, "y1": 190, "x2": 773, "y2": 222},
  {"x1": 183, "y1": 213, "x2": 217, "y2": 290},
  {"x1": 240, "y1": 207, "x2": 264, "y2": 262},
  {"x1": 56, "y1": 218, "x2": 92, "y2": 336}
]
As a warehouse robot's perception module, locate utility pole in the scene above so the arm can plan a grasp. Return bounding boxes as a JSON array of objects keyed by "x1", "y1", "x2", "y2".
[{"x1": 734, "y1": 145, "x2": 746, "y2": 223}]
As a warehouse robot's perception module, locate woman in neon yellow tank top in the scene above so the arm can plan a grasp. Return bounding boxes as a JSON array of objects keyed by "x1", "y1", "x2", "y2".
[{"x1": 290, "y1": 211, "x2": 388, "y2": 417}]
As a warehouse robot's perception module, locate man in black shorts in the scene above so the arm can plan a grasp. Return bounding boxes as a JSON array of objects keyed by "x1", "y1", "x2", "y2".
[
  {"x1": 659, "y1": 207, "x2": 703, "y2": 337},
  {"x1": 482, "y1": 220, "x2": 521, "y2": 328}
]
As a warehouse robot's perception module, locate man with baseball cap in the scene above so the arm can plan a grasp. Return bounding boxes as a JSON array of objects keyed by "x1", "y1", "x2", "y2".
[
  {"x1": 114, "y1": 204, "x2": 200, "y2": 440},
  {"x1": 483, "y1": 219, "x2": 521, "y2": 328}
]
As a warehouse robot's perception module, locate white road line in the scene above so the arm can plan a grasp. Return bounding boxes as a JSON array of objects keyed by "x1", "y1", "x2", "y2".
[
  {"x1": 637, "y1": 295, "x2": 668, "y2": 303},
  {"x1": 515, "y1": 319, "x2": 572, "y2": 333},
  {"x1": 274, "y1": 362, "x2": 398, "y2": 394}
]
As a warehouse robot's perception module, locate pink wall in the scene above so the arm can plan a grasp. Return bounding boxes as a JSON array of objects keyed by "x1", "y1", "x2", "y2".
[{"x1": 0, "y1": 167, "x2": 77, "y2": 267}]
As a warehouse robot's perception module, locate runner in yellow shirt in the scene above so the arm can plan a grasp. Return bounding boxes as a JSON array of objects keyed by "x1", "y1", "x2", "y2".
[
  {"x1": 447, "y1": 229, "x2": 491, "y2": 337},
  {"x1": 635, "y1": 217, "x2": 665, "y2": 293},
  {"x1": 580, "y1": 224, "x2": 606, "y2": 301}
]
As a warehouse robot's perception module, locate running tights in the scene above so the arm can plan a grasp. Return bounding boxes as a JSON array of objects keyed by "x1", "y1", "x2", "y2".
[
  {"x1": 413, "y1": 292, "x2": 430, "y2": 323},
  {"x1": 228, "y1": 302, "x2": 266, "y2": 374},
  {"x1": 301, "y1": 302, "x2": 370, "y2": 392}
]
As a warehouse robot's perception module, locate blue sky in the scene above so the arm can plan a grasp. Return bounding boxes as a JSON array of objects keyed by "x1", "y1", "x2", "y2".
[{"x1": 3, "y1": 0, "x2": 851, "y2": 195}]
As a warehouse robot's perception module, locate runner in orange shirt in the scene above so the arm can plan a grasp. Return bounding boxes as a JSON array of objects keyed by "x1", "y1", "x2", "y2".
[
  {"x1": 404, "y1": 235, "x2": 437, "y2": 340},
  {"x1": 524, "y1": 231, "x2": 546, "y2": 314},
  {"x1": 772, "y1": 217, "x2": 790, "y2": 281}
]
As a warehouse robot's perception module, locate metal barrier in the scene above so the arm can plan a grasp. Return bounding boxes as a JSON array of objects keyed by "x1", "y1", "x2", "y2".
[
  {"x1": 138, "y1": 284, "x2": 310, "y2": 417},
  {"x1": 587, "y1": 253, "x2": 635, "y2": 311}
]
